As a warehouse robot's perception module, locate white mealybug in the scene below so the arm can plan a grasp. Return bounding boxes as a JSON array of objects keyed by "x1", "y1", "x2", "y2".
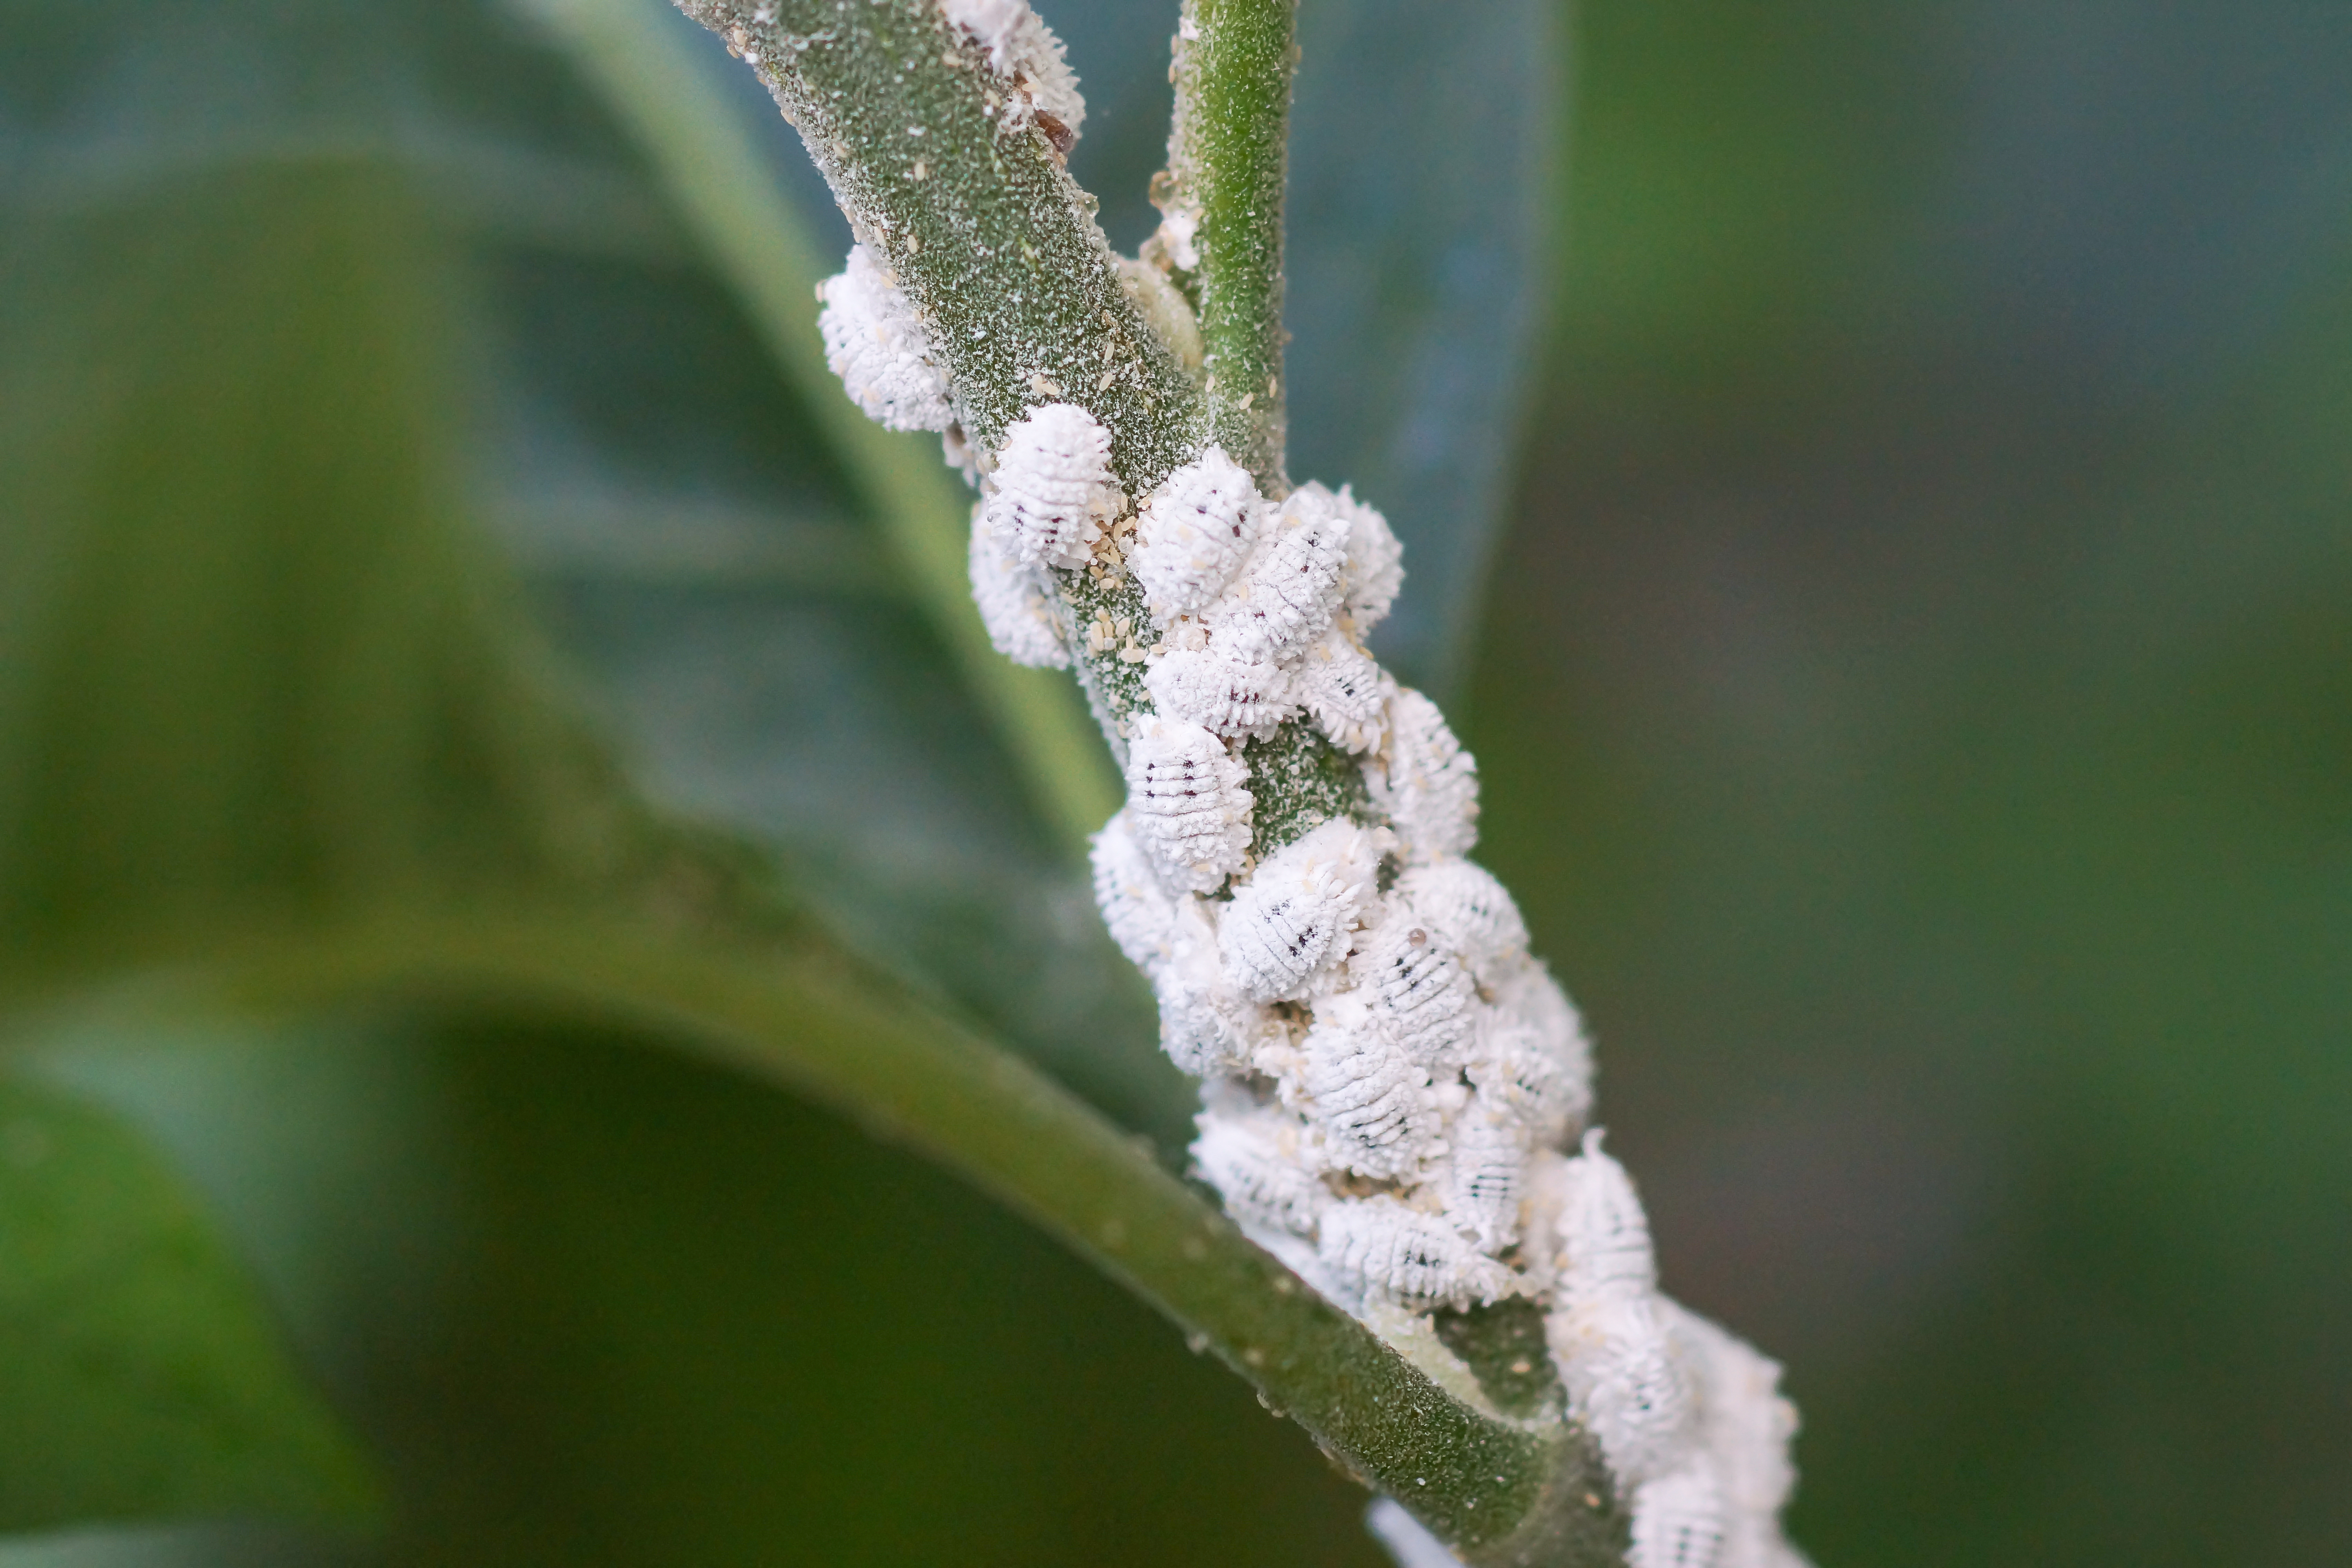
[
  {"x1": 1152, "y1": 897, "x2": 1265, "y2": 1075},
  {"x1": 1394, "y1": 859, "x2": 1529, "y2": 978},
  {"x1": 1218, "y1": 818, "x2": 1387, "y2": 1001},
  {"x1": 1152, "y1": 200, "x2": 1203, "y2": 272},
  {"x1": 1630, "y1": 1462, "x2": 1728, "y2": 1568},
  {"x1": 985, "y1": 401, "x2": 1121, "y2": 570},
  {"x1": 1558, "y1": 1128, "x2": 1659, "y2": 1298},
  {"x1": 1319, "y1": 1194, "x2": 1515, "y2": 1308},
  {"x1": 1143, "y1": 646, "x2": 1295, "y2": 738},
  {"x1": 1663, "y1": 1303, "x2": 1800, "y2": 1568},
  {"x1": 1550, "y1": 1290, "x2": 1696, "y2": 1483},
  {"x1": 1205, "y1": 482, "x2": 1351, "y2": 664},
  {"x1": 1486, "y1": 958, "x2": 1595, "y2": 1129},
  {"x1": 967, "y1": 506, "x2": 1070, "y2": 668},
  {"x1": 937, "y1": 0, "x2": 1085, "y2": 140},
  {"x1": 1334, "y1": 485, "x2": 1406, "y2": 631},
  {"x1": 1294, "y1": 630, "x2": 1395, "y2": 753},
  {"x1": 1132, "y1": 445, "x2": 1263, "y2": 620},
  {"x1": 1293, "y1": 1016, "x2": 1436, "y2": 1179},
  {"x1": 1443, "y1": 1100, "x2": 1531, "y2": 1252},
  {"x1": 1192, "y1": 1104, "x2": 1332, "y2": 1238},
  {"x1": 1366, "y1": 688, "x2": 1479, "y2": 860},
  {"x1": 1353, "y1": 901, "x2": 1479, "y2": 1067},
  {"x1": 1123, "y1": 718, "x2": 1253, "y2": 893},
  {"x1": 1089, "y1": 810, "x2": 1177, "y2": 973},
  {"x1": 1465, "y1": 1012, "x2": 1585, "y2": 1151},
  {"x1": 817, "y1": 244, "x2": 955, "y2": 433}
]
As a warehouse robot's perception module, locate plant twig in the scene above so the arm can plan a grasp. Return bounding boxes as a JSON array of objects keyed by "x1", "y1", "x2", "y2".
[
  {"x1": 1165, "y1": 0, "x2": 1296, "y2": 490},
  {"x1": 526, "y1": 0, "x2": 1119, "y2": 856},
  {"x1": 18, "y1": 905, "x2": 1621, "y2": 1564}
]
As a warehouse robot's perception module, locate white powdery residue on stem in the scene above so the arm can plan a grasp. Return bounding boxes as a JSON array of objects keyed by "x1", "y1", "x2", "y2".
[{"x1": 937, "y1": 0, "x2": 1085, "y2": 143}]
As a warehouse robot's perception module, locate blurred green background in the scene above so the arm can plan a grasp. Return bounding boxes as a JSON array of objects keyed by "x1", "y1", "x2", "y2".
[{"x1": 3, "y1": 1, "x2": 2348, "y2": 1564}]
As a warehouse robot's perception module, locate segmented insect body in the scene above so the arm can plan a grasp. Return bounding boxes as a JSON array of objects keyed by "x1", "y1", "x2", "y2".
[
  {"x1": 1551, "y1": 1291, "x2": 1696, "y2": 1483},
  {"x1": 1132, "y1": 445, "x2": 1263, "y2": 620},
  {"x1": 937, "y1": 0, "x2": 1085, "y2": 139},
  {"x1": 985, "y1": 402, "x2": 1120, "y2": 570},
  {"x1": 1630, "y1": 1463, "x2": 1728, "y2": 1568},
  {"x1": 1465, "y1": 1014, "x2": 1584, "y2": 1151},
  {"x1": 1558, "y1": 1129, "x2": 1659, "y2": 1297},
  {"x1": 1295, "y1": 631, "x2": 1394, "y2": 753},
  {"x1": 1351, "y1": 906, "x2": 1478, "y2": 1068},
  {"x1": 1123, "y1": 718, "x2": 1253, "y2": 893},
  {"x1": 1319, "y1": 1195, "x2": 1516, "y2": 1308},
  {"x1": 1144, "y1": 646, "x2": 1295, "y2": 738},
  {"x1": 1334, "y1": 485, "x2": 1406, "y2": 631},
  {"x1": 1294, "y1": 1018, "x2": 1435, "y2": 1178},
  {"x1": 1395, "y1": 859, "x2": 1528, "y2": 978},
  {"x1": 1366, "y1": 689, "x2": 1480, "y2": 860},
  {"x1": 1487, "y1": 958, "x2": 1595, "y2": 1127},
  {"x1": 1192, "y1": 1105, "x2": 1332, "y2": 1237},
  {"x1": 817, "y1": 244, "x2": 955, "y2": 433},
  {"x1": 1089, "y1": 811, "x2": 1176, "y2": 973},
  {"x1": 1152, "y1": 897, "x2": 1264, "y2": 1075},
  {"x1": 1218, "y1": 819, "x2": 1387, "y2": 1000},
  {"x1": 1205, "y1": 485, "x2": 1350, "y2": 664},
  {"x1": 968, "y1": 508, "x2": 1070, "y2": 668},
  {"x1": 1663, "y1": 1303, "x2": 1800, "y2": 1568},
  {"x1": 1444, "y1": 1102, "x2": 1531, "y2": 1251}
]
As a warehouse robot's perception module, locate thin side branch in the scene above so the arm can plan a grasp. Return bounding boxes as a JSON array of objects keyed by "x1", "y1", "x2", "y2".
[{"x1": 1164, "y1": 0, "x2": 1296, "y2": 490}]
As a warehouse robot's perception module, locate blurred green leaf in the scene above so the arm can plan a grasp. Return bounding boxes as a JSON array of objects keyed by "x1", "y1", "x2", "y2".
[
  {"x1": 0, "y1": 1073, "x2": 376, "y2": 1533},
  {"x1": 1283, "y1": 0, "x2": 1564, "y2": 695}
]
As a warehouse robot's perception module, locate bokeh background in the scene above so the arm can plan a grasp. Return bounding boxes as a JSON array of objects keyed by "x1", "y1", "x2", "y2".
[{"x1": 3, "y1": 1, "x2": 2349, "y2": 1564}]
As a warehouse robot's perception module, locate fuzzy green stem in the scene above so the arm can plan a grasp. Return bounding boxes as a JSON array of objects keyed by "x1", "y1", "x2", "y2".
[
  {"x1": 528, "y1": 0, "x2": 1118, "y2": 855},
  {"x1": 1166, "y1": 0, "x2": 1296, "y2": 490},
  {"x1": 16, "y1": 906, "x2": 1621, "y2": 1564}
]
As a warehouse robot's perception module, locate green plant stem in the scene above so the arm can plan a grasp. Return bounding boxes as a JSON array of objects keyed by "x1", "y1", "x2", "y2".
[
  {"x1": 22, "y1": 907, "x2": 1620, "y2": 1564},
  {"x1": 527, "y1": 0, "x2": 1118, "y2": 857},
  {"x1": 1168, "y1": 0, "x2": 1296, "y2": 490}
]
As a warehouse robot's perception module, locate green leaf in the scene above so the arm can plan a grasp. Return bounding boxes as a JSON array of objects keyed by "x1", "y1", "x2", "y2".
[
  {"x1": 1284, "y1": 0, "x2": 1565, "y2": 695},
  {"x1": 0, "y1": 1073, "x2": 377, "y2": 1532}
]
